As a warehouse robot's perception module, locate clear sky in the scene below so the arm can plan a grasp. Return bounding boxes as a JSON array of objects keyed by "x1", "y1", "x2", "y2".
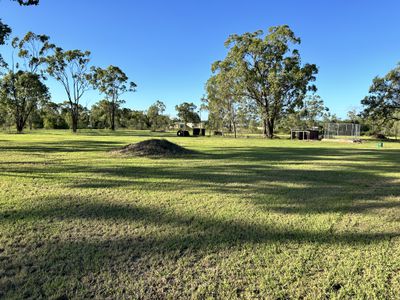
[{"x1": 1, "y1": 0, "x2": 399, "y2": 118}]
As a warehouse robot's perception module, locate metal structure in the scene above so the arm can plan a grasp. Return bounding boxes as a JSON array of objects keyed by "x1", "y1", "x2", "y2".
[
  {"x1": 291, "y1": 128, "x2": 320, "y2": 140},
  {"x1": 176, "y1": 122, "x2": 205, "y2": 137},
  {"x1": 324, "y1": 123, "x2": 361, "y2": 140}
]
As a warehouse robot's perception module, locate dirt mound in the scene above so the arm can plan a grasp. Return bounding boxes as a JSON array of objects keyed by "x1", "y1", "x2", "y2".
[{"x1": 113, "y1": 139, "x2": 193, "y2": 157}]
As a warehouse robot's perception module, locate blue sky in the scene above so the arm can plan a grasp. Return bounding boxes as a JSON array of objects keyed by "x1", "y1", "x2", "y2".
[{"x1": 1, "y1": 0, "x2": 399, "y2": 118}]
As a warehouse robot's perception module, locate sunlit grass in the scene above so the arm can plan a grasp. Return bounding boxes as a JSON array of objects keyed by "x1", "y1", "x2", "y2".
[{"x1": 0, "y1": 130, "x2": 399, "y2": 299}]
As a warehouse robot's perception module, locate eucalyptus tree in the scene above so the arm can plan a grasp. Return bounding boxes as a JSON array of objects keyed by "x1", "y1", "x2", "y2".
[
  {"x1": 212, "y1": 25, "x2": 318, "y2": 138},
  {"x1": 362, "y1": 63, "x2": 400, "y2": 124},
  {"x1": 0, "y1": 32, "x2": 52, "y2": 132},
  {"x1": 175, "y1": 102, "x2": 201, "y2": 124},
  {"x1": 46, "y1": 48, "x2": 91, "y2": 133},
  {"x1": 90, "y1": 99, "x2": 113, "y2": 129},
  {"x1": 205, "y1": 67, "x2": 242, "y2": 138},
  {"x1": 296, "y1": 95, "x2": 329, "y2": 128},
  {"x1": 11, "y1": 31, "x2": 53, "y2": 74},
  {"x1": 147, "y1": 100, "x2": 169, "y2": 131},
  {"x1": 90, "y1": 65, "x2": 136, "y2": 130},
  {"x1": 0, "y1": 70, "x2": 49, "y2": 133}
]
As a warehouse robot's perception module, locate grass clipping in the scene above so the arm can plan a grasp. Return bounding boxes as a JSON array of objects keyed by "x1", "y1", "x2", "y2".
[{"x1": 112, "y1": 139, "x2": 194, "y2": 157}]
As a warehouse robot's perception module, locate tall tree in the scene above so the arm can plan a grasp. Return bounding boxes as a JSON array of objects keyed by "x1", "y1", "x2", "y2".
[
  {"x1": 175, "y1": 102, "x2": 201, "y2": 124},
  {"x1": 11, "y1": 31, "x2": 53, "y2": 74},
  {"x1": 90, "y1": 99, "x2": 112, "y2": 129},
  {"x1": 205, "y1": 71, "x2": 242, "y2": 138},
  {"x1": 212, "y1": 25, "x2": 318, "y2": 138},
  {"x1": 362, "y1": 63, "x2": 400, "y2": 124},
  {"x1": 0, "y1": 70, "x2": 49, "y2": 133},
  {"x1": 147, "y1": 100, "x2": 169, "y2": 131},
  {"x1": 299, "y1": 95, "x2": 329, "y2": 127},
  {"x1": 0, "y1": 31, "x2": 51, "y2": 132},
  {"x1": 90, "y1": 65, "x2": 136, "y2": 130},
  {"x1": 46, "y1": 48, "x2": 91, "y2": 133},
  {"x1": 42, "y1": 102, "x2": 69, "y2": 129}
]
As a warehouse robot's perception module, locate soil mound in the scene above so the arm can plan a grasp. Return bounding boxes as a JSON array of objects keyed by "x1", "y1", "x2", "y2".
[{"x1": 113, "y1": 139, "x2": 193, "y2": 157}]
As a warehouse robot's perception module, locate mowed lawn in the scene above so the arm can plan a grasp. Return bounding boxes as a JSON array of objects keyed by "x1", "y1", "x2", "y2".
[{"x1": 1, "y1": 131, "x2": 400, "y2": 299}]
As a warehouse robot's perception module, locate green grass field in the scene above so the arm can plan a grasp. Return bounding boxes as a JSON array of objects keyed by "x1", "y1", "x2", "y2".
[{"x1": 1, "y1": 130, "x2": 400, "y2": 299}]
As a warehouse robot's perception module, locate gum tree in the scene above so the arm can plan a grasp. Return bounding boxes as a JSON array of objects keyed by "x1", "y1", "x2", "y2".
[
  {"x1": 46, "y1": 48, "x2": 91, "y2": 133},
  {"x1": 362, "y1": 63, "x2": 400, "y2": 124},
  {"x1": 212, "y1": 25, "x2": 318, "y2": 138},
  {"x1": 205, "y1": 65, "x2": 242, "y2": 138},
  {"x1": 12, "y1": 31, "x2": 53, "y2": 74},
  {"x1": 0, "y1": 70, "x2": 49, "y2": 133},
  {"x1": 175, "y1": 102, "x2": 201, "y2": 124},
  {"x1": 0, "y1": 32, "x2": 51, "y2": 132},
  {"x1": 90, "y1": 65, "x2": 136, "y2": 131}
]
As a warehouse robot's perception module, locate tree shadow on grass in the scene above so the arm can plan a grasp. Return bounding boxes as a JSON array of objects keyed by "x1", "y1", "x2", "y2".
[
  {"x1": 1, "y1": 146, "x2": 399, "y2": 217},
  {"x1": 2, "y1": 198, "x2": 398, "y2": 247},
  {"x1": 0, "y1": 140, "x2": 125, "y2": 153},
  {"x1": 1, "y1": 144, "x2": 400, "y2": 298},
  {"x1": 1, "y1": 196, "x2": 399, "y2": 298}
]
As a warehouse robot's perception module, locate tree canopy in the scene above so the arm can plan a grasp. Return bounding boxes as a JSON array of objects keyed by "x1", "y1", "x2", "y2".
[
  {"x1": 362, "y1": 63, "x2": 400, "y2": 123},
  {"x1": 0, "y1": 70, "x2": 49, "y2": 133},
  {"x1": 90, "y1": 65, "x2": 136, "y2": 130},
  {"x1": 46, "y1": 47, "x2": 91, "y2": 132},
  {"x1": 175, "y1": 102, "x2": 201, "y2": 124},
  {"x1": 211, "y1": 25, "x2": 318, "y2": 138}
]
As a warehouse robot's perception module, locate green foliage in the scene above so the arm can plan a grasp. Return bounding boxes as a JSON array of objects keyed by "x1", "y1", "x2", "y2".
[
  {"x1": 11, "y1": 31, "x2": 53, "y2": 74},
  {"x1": 130, "y1": 110, "x2": 150, "y2": 130},
  {"x1": 175, "y1": 102, "x2": 201, "y2": 124},
  {"x1": 90, "y1": 65, "x2": 136, "y2": 130},
  {"x1": 212, "y1": 25, "x2": 318, "y2": 138},
  {"x1": 147, "y1": 100, "x2": 170, "y2": 131},
  {"x1": 0, "y1": 20, "x2": 11, "y2": 46},
  {"x1": 362, "y1": 63, "x2": 400, "y2": 123},
  {"x1": 42, "y1": 102, "x2": 69, "y2": 129},
  {"x1": 90, "y1": 99, "x2": 112, "y2": 129},
  {"x1": 0, "y1": 70, "x2": 49, "y2": 132},
  {"x1": 278, "y1": 95, "x2": 329, "y2": 132},
  {"x1": 205, "y1": 71, "x2": 242, "y2": 137},
  {"x1": 0, "y1": 21, "x2": 11, "y2": 68},
  {"x1": 46, "y1": 47, "x2": 91, "y2": 132}
]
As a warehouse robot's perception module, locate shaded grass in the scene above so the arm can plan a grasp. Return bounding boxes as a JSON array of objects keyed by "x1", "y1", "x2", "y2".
[{"x1": 0, "y1": 130, "x2": 400, "y2": 299}]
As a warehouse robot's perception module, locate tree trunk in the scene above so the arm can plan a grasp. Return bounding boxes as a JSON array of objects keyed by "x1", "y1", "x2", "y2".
[
  {"x1": 111, "y1": 102, "x2": 116, "y2": 131},
  {"x1": 16, "y1": 121, "x2": 24, "y2": 134},
  {"x1": 263, "y1": 119, "x2": 268, "y2": 137},
  {"x1": 71, "y1": 111, "x2": 78, "y2": 133},
  {"x1": 16, "y1": 115, "x2": 25, "y2": 134},
  {"x1": 266, "y1": 119, "x2": 274, "y2": 139},
  {"x1": 232, "y1": 121, "x2": 237, "y2": 138}
]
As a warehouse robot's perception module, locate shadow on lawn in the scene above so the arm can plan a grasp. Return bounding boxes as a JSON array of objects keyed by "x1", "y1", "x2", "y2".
[
  {"x1": 1, "y1": 194, "x2": 399, "y2": 298},
  {"x1": 1, "y1": 143, "x2": 400, "y2": 298},
  {"x1": 2, "y1": 198, "x2": 399, "y2": 247},
  {"x1": 0, "y1": 139, "x2": 125, "y2": 153},
  {"x1": 1, "y1": 145, "x2": 399, "y2": 215}
]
